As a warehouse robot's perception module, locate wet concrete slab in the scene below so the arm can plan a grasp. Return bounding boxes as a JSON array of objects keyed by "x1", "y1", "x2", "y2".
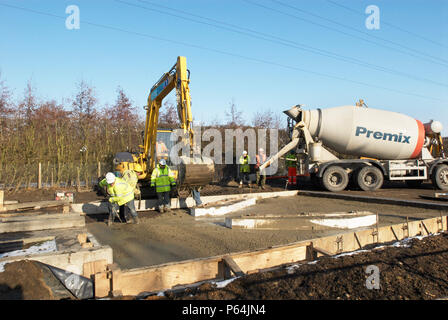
[{"x1": 85, "y1": 195, "x2": 444, "y2": 270}]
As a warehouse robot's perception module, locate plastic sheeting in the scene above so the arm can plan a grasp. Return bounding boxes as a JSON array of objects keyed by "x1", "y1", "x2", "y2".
[{"x1": 45, "y1": 264, "x2": 93, "y2": 300}]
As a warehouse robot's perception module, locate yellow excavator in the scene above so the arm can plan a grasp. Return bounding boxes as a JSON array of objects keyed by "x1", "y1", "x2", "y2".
[{"x1": 113, "y1": 56, "x2": 214, "y2": 191}]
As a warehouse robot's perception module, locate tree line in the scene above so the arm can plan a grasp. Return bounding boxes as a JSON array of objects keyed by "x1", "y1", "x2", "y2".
[{"x1": 0, "y1": 74, "x2": 288, "y2": 190}]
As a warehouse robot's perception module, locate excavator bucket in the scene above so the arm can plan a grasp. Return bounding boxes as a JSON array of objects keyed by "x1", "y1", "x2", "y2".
[{"x1": 177, "y1": 156, "x2": 215, "y2": 187}]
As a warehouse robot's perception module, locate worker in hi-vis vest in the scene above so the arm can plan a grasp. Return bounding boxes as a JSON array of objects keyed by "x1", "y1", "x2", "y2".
[
  {"x1": 285, "y1": 152, "x2": 298, "y2": 185},
  {"x1": 122, "y1": 163, "x2": 143, "y2": 197},
  {"x1": 151, "y1": 159, "x2": 176, "y2": 213},
  {"x1": 255, "y1": 148, "x2": 267, "y2": 189},
  {"x1": 121, "y1": 163, "x2": 144, "y2": 220},
  {"x1": 99, "y1": 172, "x2": 140, "y2": 226},
  {"x1": 239, "y1": 150, "x2": 251, "y2": 188}
]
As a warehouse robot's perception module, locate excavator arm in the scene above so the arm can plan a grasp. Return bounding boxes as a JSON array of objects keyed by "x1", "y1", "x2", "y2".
[
  {"x1": 115, "y1": 56, "x2": 214, "y2": 189},
  {"x1": 143, "y1": 56, "x2": 194, "y2": 174}
]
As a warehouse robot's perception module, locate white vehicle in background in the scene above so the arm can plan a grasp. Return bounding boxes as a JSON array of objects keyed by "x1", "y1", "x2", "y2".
[{"x1": 260, "y1": 104, "x2": 448, "y2": 192}]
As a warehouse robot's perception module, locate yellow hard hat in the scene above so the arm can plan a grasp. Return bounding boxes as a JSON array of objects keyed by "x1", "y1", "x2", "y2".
[{"x1": 134, "y1": 164, "x2": 143, "y2": 173}]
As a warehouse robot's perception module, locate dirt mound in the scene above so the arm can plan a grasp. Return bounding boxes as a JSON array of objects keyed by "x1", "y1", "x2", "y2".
[
  {"x1": 0, "y1": 260, "x2": 76, "y2": 300},
  {"x1": 0, "y1": 260, "x2": 55, "y2": 300},
  {"x1": 165, "y1": 233, "x2": 448, "y2": 300}
]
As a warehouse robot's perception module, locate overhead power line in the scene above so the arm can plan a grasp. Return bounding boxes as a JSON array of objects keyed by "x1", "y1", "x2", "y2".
[
  {"x1": 271, "y1": 0, "x2": 448, "y2": 63},
  {"x1": 0, "y1": 2, "x2": 445, "y2": 103},
  {"x1": 243, "y1": 0, "x2": 448, "y2": 67},
  {"x1": 116, "y1": 0, "x2": 448, "y2": 88},
  {"x1": 326, "y1": 0, "x2": 448, "y2": 49}
]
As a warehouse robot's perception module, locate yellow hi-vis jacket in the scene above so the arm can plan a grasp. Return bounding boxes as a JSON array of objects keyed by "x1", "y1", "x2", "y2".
[
  {"x1": 150, "y1": 165, "x2": 176, "y2": 193},
  {"x1": 122, "y1": 169, "x2": 140, "y2": 196},
  {"x1": 239, "y1": 155, "x2": 250, "y2": 173},
  {"x1": 99, "y1": 176, "x2": 134, "y2": 206}
]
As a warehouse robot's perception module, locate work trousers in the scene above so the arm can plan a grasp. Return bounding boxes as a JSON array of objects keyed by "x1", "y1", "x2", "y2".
[
  {"x1": 256, "y1": 170, "x2": 266, "y2": 187},
  {"x1": 239, "y1": 172, "x2": 250, "y2": 184},
  {"x1": 288, "y1": 167, "x2": 297, "y2": 185},
  {"x1": 157, "y1": 191, "x2": 171, "y2": 209},
  {"x1": 192, "y1": 188, "x2": 202, "y2": 206},
  {"x1": 109, "y1": 200, "x2": 138, "y2": 222}
]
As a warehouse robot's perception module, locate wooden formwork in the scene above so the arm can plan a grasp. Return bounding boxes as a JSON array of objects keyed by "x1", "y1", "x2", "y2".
[
  {"x1": 0, "y1": 213, "x2": 85, "y2": 233},
  {"x1": 0, "y1": 199, "x2": 70, "y2": 213},
  {"x1": 0, "y1": 198, "x2": 75, "y2": 233},
  {"x1": 94, "y1": 214, "x2": 448, "y2": 298}
]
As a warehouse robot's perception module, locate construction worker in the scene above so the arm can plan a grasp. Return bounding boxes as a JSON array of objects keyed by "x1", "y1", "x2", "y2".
[
  {"x1": 99, "y1": 172, "x2": 140, "y2": 226},
  {"x1": 122, "y1": 164, "x2": 144, "y2": 220},
  {"x1": 156, "y1": 139, "x2": 169, "y2": 160},
  {"x1": 122, "y1": 164, "x2": 143, "y2": 196},
  {"x1": 151, "y1": 159, "x2": 176, "y2": 213},
  {"x1": 255, "y1": 148, "x2": 267, "y2": 189},
  {"x1": 285, "y1": 152, "x2": 298, "y2": 186},
  {"x1": 239, "y1": 150, "x2": 251, "y2": 188},
  {"x1": 192, "y1": 187, "x2": 205, "y2": 208}
]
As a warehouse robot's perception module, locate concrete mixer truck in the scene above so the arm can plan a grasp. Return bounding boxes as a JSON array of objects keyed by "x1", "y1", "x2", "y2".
[{"x1": 259, "y1": 104, "x2": 448, "y2": 192}]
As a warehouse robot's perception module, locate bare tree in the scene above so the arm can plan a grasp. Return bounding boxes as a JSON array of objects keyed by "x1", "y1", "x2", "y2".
[
  {"x1": 71, "y1": 81, "x2": 99, "y2": 164},
  {"x1": 0, "y1": 72, "x2": 12, "y2": 130},
  {"x1": 17, "y1": 79, "x2": 38, "y2": 121},
  {"x1": 108, "y1": 86, "x2": 137, "y2": 123},
  {"x1": 252, "y1": 109, "x2": 283, "y2": 129},
  {"x1": 225, "y1": 99, "x2": 245, "y2": 127},
  {"x1": 0, "y1": 72, "x2": 12, "y2": 117},
  {"x1": 72, "y1": 80, "x2": 97, "y2": 121},
  {"x1": 159, "y1": 99, "x2": 178, "y2": 127}
]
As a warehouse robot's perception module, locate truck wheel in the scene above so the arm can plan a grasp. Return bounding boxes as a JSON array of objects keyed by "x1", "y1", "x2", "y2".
[
  {"x1": 322, "y1": 166, "x2": 349, "y2": 192},
  {"x1": 356, "y1": 166, "x2": 384, "y2": 191},
  {"x1": 432, "y1": 164, "x2": 448, "y2": 190}
]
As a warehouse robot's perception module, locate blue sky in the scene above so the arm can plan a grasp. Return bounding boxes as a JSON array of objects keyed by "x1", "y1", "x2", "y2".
[{"x1": 0, "y1": 0, "x2": 447, "y2": 133}]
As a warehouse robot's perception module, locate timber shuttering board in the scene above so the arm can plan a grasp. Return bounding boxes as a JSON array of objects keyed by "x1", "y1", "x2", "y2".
[
  {"x1": 94, "y1": 215, "x2": 448, "y2": 298},
  {"x1": 0, "y1": 200, "x2": 70, "y2": 212},
  {"x1": 0, "y1": 213, "x2": 85, "y2": 233}
]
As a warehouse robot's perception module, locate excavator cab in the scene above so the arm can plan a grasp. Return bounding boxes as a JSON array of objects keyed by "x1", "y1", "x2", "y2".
[{"x1": 154, "y1": 129, "x2": 174, "y2": 166}]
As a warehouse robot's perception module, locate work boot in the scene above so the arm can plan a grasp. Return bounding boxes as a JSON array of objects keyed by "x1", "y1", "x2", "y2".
[
  {"x1": 124, "y1": 212, "x2": 132, "y2": 223},
  {"x1": 165, "y1": 205, "x2": 171, "y2": 212},
  {"x1": 238, "y1": 183, "x2": 243, "y2": 189},
  {"x1": 133, "y1": 216, "x2": 140, "y2": 224},
  {"x1": 159, "y1": 206, "x2": 164, "y2": 213}
]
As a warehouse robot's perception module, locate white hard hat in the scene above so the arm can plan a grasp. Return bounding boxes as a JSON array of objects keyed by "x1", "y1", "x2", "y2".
[
  {"x1": 105, "y1": 172, "x2": 116, "y2": 184},
  {"x1": 243, "y1": 150, "x2": 248, "y2": 155},
  {"x1": 259, "y1": 148, "x2": 264, "y2": 153},
  {"x1": 159, "y1": 159, "x2": 167, "y2": 166}
]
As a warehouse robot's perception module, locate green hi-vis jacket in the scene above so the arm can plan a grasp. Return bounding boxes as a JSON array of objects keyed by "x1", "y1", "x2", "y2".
[
  {"x1": 150, "y1": 164, "x2": 176, "y2": 193},
  {"x1": 239, "y1": 155, "x2": 250, "y2": 173},
  {"x1": 285, "y1": 154, "x2": 298, "y2": 168},
  {"x1": 99, "y1": 176, "x2": 134, "y2": 206}
]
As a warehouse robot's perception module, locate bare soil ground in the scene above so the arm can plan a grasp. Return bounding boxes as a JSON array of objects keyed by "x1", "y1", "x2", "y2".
[
  {"x1": 299, "y1": 179, "x2": 443, "y2": 202},
  {"x1": 2, "y1": 182, "x2": 285, "y2": 203},
  {"x1": 3, "y1": 179, "x2": 443, "y2": 204},
  {"x1": 0, "y1": 260, "x2": 74, "y2": 300},
  {"x1": 163, "y1": 232, "x2": 448, "y2": 300}
]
